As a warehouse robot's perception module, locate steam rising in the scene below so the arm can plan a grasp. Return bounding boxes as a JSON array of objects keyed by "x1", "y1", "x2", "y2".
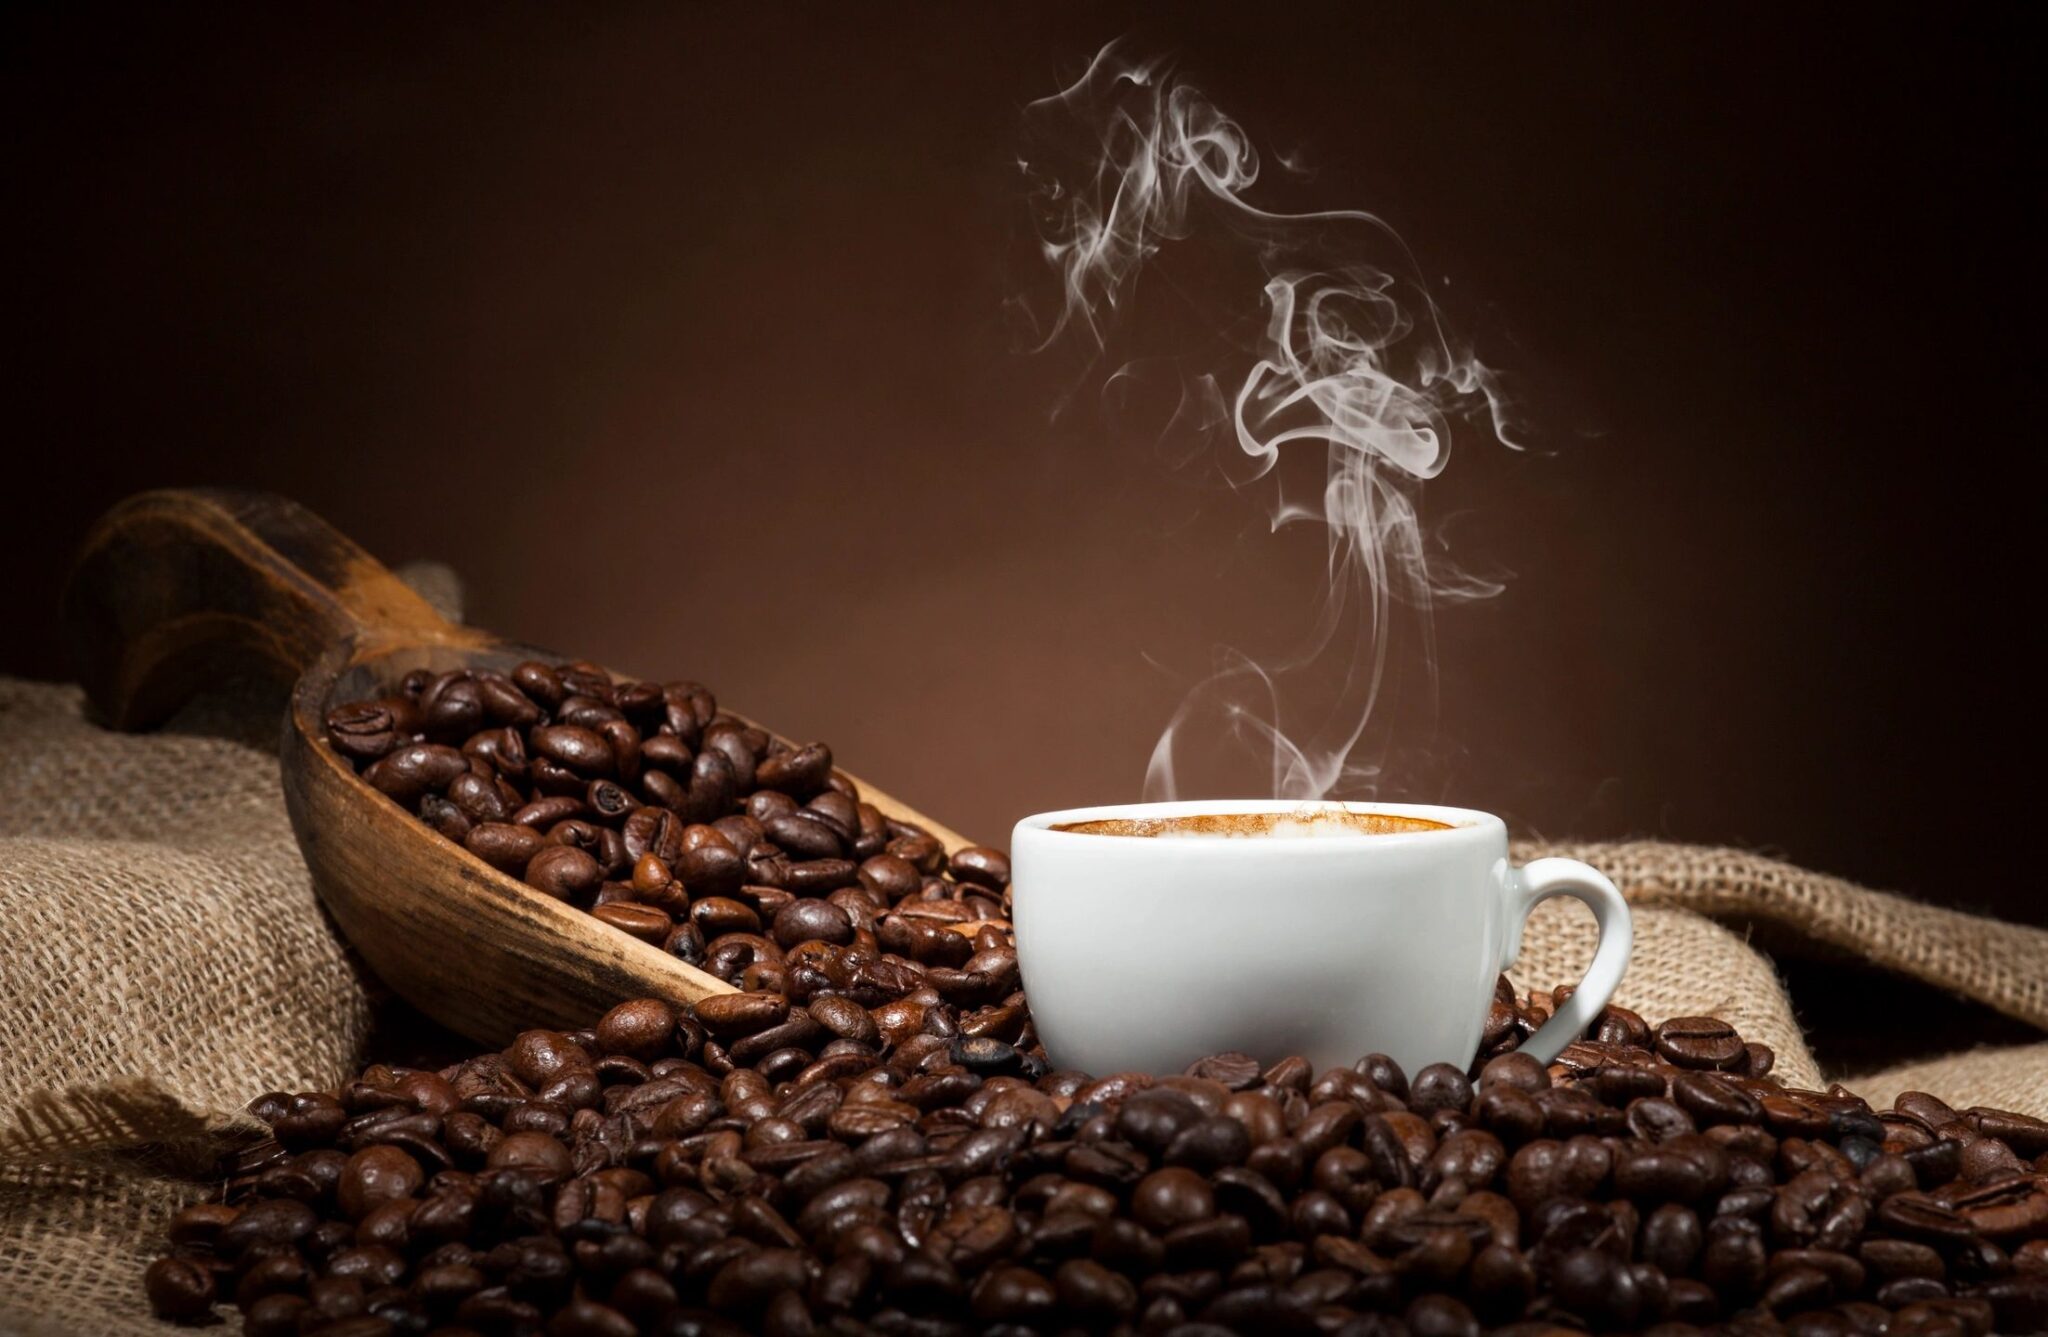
[{"x1": 1020, "y1": 43, "x2": 1519, "y2": 801}]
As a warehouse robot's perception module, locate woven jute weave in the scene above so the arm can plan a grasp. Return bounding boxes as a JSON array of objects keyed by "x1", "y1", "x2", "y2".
[
  {"x1": 0, "y1": 677, "x2": 375, "y2": 1336},
  {"x1": 3, "y1": 637, "x2": 2044, "y2": 1330}
]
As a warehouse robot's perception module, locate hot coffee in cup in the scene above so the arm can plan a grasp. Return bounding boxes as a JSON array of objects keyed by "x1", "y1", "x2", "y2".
[
  {"x1": 1010, "y1": 800, "x2": 1631, "y2": 1077},
  {"x1": 1053, "y1": 808, "x2": 1451, "y2": 838}
]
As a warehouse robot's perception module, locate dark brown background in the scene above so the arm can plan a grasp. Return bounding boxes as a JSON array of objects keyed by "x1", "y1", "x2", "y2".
[{"x1": 7, "y1": 6, "x2": 2042, "y2": 1056}]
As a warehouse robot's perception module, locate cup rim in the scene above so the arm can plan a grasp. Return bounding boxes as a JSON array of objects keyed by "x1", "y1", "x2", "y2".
[{"x1": 1012, "y1": 799, "x2": 1504, "y2": 848}]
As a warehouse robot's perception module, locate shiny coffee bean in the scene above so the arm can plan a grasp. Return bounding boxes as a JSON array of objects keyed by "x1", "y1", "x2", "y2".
[
  {"x1": 524, "y1": 843, "x2": 602, "y2": 901},
  {"x1": 1655, "y1": 1016, "x2": 1747, "y2": 1070},
  {"x1": 143, "y1": 1256, "x2": 217, "y2": 1320}
]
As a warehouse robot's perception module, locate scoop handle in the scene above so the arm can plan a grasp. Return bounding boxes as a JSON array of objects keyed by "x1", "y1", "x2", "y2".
[{"x1": 63, "y1": 488, "x2": 470, "y2": 729}]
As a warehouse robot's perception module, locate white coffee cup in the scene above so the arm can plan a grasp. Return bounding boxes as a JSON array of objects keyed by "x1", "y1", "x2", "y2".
[{"x1": 1009, "y1": 800, "x2": 1631, "y2": 1078}]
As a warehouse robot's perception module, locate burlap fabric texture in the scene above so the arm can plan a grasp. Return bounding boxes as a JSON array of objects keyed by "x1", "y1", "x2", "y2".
[
  {"x1": 0, "y1": 676, "x2": 374, "y2": 1336},
  {"x1": 3, "y1": 644, "x2": 2045, "y2": 1331}
]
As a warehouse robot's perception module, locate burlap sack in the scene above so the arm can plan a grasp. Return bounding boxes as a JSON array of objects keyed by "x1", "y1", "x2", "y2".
[
  {"x1": 0, "y1": 561, "x2": 460, "y2": 1337},
  {"x1": 1514, "y1": 840, "x2": 2048, "y2": 1105},
  {"x1": 1, "y1": 597, "x2": 2042, "y2": 1331},
  {"x1": 0, "y1": 677, "x2": 374, "y2": 1336}
]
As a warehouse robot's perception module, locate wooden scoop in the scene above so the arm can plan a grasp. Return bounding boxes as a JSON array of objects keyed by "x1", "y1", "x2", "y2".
[{"x1": 62, "y1": 488, "x2": 974, "y2": 1044}]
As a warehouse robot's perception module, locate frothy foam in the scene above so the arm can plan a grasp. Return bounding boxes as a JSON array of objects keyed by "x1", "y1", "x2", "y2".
[
  {"x1": 1259, "y1": 815, "x2": 1389, "y2": 839},
  {"x1": 1052, "y1": 808, "x2": 1450, "y2": 838}
]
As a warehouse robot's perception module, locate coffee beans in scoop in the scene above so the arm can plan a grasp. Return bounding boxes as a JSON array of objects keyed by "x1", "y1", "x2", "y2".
[
  {"x1": 323, "y1": 661, "x2": 1014, "y2": 996},
  {"x1": 145, "y1": 982, "x2": 2048, "y2": 1334}
]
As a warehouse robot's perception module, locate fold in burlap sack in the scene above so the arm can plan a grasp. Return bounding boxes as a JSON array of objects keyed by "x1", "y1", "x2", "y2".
[
  {"x1": 3, "y1": 630, "x2": 2045, "y2": 1331},
  {"x1": 1511, "y1": 840, "x2": 2048, "y2": 1100},
  {"x1": 0, "y1": 556, "x2": 467, "y2": 1337}
]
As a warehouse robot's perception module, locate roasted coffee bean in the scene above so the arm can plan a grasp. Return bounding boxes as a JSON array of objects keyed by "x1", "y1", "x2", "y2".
[
  {"x1": 691, "y1": 894, "x2": 762, "y2": 938},
  {"x1": 1475, "y1": 1083, "x2": 1544, "y2": 1144},
  {"x1": 887, "y1": 832, "x2": 947, "y2": 875},
  {"x1": 753, "y1": 742, "x2": 831, "y2": 796},
  {"x1": 1406, "y1": 1292, "x2": 1481, "y2": 1337},
  {"x1": 528, "y1": 723, "x2": 615, "y2": 778},
  {"x1": 1879, "y1": 1191, "x2": 1976, "y2": 1244},
  {"x1": 1167, "y1": 1116, "x2": 1253, "y2": 1171},
  {"x1": 772, "y1": 896, "x2": 854, "y2": 948},
  {"x1": 1643, "y1": 1201, "x2": 1705, "y2": 1275},
  {"x1": 167, "y1": 1201, "x2": 241, "y2": 1251},
  {"x1": 143, "y1": 1256, "x2": 217, "y2": 1320},
  {"x1": 336, "y1": 1145, "x2": 423, "y2": 1220},
  {"x1": 216, "y1": 1197, "x2": 317, "y2": 1256},
  {"x1": 1655, "y1": 1016, "x2": 1747, "y2": 1070},
  {"x1": 614, "y1": 808, "x2": 679, "y2": 870},
  {"x1": 476, "y1": 673, "x2": 543, "y2": 727},
  {"x1": 805, "y1": 994, "x2": 879, "y2": 1046},
  {"x1": 506, "y1": 1030, "x2": 589, "y2": 1090},
  {"x1": 363, "y1": 743, "x2": 469, "y2": 803},
  {"x1": 1478, "y1": 1051, "x2": 1549, "y2": 1095},
  {"x1": 1054, "y1": 1256, "x2": 1139, "y2": 1317},
  {"x1": 511, "y1": 795, "x2": 585, "y2": 830},
  {"x1": 420, "y1": 670, "x2": 487, "y2": 739},
  {"x1": 1132, "y1": 1167, "x2": 1218, "y2": 1231},
  {"x1": 509, "y1": 661, "x2": 564, "y2": 707},
  {"x1": 1627, "y1": 1095, "x2": 1696, "y2": 1142},
  {"x1": 573, "y1": 775, "x2": 627, "y2": 823},
  {"x1": 857, "y1": 853, "x2": 923, "y2": 901},
  {"x1": 676, "y1": 842, "x2": 745, "y2": 898},
  {"x1": 758, "y1": 810, "x2": 840, "y2": 861},
  {"x1": 447, "y1": 768, "x2": 514, "y2": 824},
  {"x1": 658, "y1": 920, "x2": 708, "y2": 970},
  {"x1": 1411, "y1": 1063, "x2": 1475, "y2": 1115},
  {"x1": 1702, "y1": 1213, "x2": 1770, "y2": 1297},
  {"x1": 590, "y1": 901, "x2": 670, "y2": 944},
  {"x1": 1673, "y1": 1070, "x2": 1763, "y2": 1126},
  {"x1": 698, "y1": 725, "x2": 758, "y2": 793},
  {"x1": 1970, "y1": 1107, "x2": 2048, "y2": 1158},
  {"x1": 1950, "y1": 1173, "x2": 2048, "y2": 1239},
  {"x1": 524, "y1": 843, "x2": 602, "y2": 900},
  {"x1": 324, "y1": 702, "x2": 399, "y2": 762},
  {"x1": 488, "y1": 1131, "x2": 574, "y2": 1180},
  {"x1": 1183, "y1": 1052, "x2": 1262, "y2": 1092},
  {"x1": 595, "y1": 998, "x2": 675, "y2": 1062},
  {"x1": 696, "y1": 991, "x2": 790, "y2": 1039},
  {"x1": 947, "y1": 845, "x2": 1011, "y2": 890},
  {"x1": 465, "y1": 821, "x2": 546, "y2": 873},
  {"x1": 784, "y1": 857, "x2": 858, "y2": 894},
  {"x1": 418, "y1": 793, "x2": 473, "y2": 842}
]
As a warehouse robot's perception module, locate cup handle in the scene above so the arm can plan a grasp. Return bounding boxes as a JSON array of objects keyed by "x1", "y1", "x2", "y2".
[{"x1": 1503, "y1": 857, "x2": 1634, "y2": 1065}]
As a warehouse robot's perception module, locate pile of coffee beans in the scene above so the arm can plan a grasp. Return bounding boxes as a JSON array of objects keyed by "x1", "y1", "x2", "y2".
[
  {"x1": 145, "y1": 975, "x2": 2048, "y2": 1336},
  {"x1": 276, "y1": 661, "x2": 2048, "y2": 1333},
  {"x1": 323, "y1": 661, "x2": 1017, "y2": 1003}
]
